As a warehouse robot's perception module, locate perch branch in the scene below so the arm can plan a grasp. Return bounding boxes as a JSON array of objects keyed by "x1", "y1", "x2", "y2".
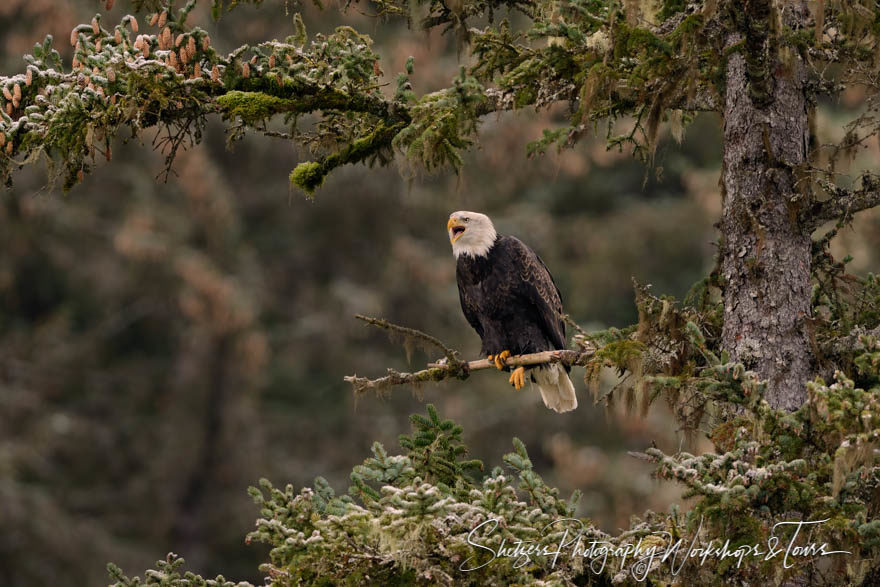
[
  {"x1": 426, "y1": 349, "x2": 587, "y2": 370},
  {"x1": 345, "y1": 347, "x2": 596, "y2": 397}
]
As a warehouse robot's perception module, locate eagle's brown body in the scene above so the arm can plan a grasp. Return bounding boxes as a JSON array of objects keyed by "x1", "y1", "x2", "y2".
[
  {"x1": 448, "y1": 212, "x2": 577, "y2": 414},
  {"x1": 456, "y1": 235, "x2": 566, "y2": 358}
]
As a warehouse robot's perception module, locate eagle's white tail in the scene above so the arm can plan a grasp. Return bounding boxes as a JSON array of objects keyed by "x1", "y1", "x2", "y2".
[{"x1": 533, "y1": 364, "x2": 577, "y2": 413}]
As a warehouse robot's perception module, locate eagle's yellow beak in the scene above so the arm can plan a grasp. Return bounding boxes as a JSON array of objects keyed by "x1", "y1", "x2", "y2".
[{"x1": 448, "y1": 217, "x2": 465, "y2": 242}]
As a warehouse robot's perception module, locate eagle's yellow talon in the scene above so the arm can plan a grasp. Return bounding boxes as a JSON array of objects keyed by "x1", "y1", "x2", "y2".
[
  {"x1": 494, "y1": 350, "x2": 511, "y2": 370},
  {"x1": 509, "y1": 366, "x2": 526, "y2": 390}
]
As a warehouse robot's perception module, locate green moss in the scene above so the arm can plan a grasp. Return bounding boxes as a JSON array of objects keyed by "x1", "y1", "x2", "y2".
[
  {"x1": 290, "y1": 122, "x2": 404, "y2": 196},
  {"x1": 217, "y1": 90, "x2": 298, "y2": 124},
  {"x1": 614, "y1": 24, "x2": 672, "y2": 60},
  {"x1": 330, "y1": 123, "x2": 390, "y2": 163},
  {"x1": 669, "y1": 14, "x2": 704, "y2": 43},
  {"x1": 289, "y1": 161, "x2": 325, "y2": 196},
  {"x1": 596, "y1": 339, "x2": 646, "y2": 371},
  {"x1": 514, "y1": 86, "x2": 536, "y2": 108},
  {"x1": 659, "y1": 0, "x2": 687, "y2": 20},
  {"x1": 228, "y1": 77, "x2": 406, "y2": 122}
]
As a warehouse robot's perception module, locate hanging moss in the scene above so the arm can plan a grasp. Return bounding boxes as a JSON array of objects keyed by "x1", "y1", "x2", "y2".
[
  {"x1": 289, "y1": 161, "x2": 324, "y2": 196},
  {"x1": 613, "y1": 23, "x2": 673, "y2": 61}
]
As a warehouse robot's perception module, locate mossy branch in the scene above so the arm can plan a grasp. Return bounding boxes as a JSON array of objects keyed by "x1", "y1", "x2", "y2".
[
  {"x1": 0, "y1": 14, "x2": 418, "y2": 191},
  {"x1": 5, "y1": 0, "x2": 877, "y2": 197},
  {"x1": 289, "y1": 121, "x2": 406, "y2": 194},
  {"x1": 218, "y1": 81, "x2": 411, "y2": 123},
  {"x1": 0, "y1": 2, "x2": 737, "y2": 193}
]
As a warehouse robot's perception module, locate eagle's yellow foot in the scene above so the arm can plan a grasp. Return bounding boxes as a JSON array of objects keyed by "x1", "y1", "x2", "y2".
[
  {"x1": 490, "y1": 350, "x2": 511, "y2": 370},
  {"x1": 508, "y1": 366, "x2": 526, "y2": 390}
]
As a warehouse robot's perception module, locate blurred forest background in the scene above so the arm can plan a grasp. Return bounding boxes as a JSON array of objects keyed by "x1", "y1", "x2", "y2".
[{"x1": 2, "y1": 1, "x2": 880, "y2": 585}]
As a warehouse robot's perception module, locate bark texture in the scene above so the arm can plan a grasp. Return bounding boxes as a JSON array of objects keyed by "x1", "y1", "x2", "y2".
[{"x1": 721, "y1": 1, "x2": 813, "y2": 411}]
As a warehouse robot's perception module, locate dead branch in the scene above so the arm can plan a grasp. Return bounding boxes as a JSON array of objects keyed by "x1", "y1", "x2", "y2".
[{"x1": 562, "y1": 313, "x2": 588, "y2": 337}]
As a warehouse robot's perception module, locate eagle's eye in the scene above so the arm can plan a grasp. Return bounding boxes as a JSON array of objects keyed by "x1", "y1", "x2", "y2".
[{"x1": 463, "y1": 217, "x2": 470, "y2": 222}]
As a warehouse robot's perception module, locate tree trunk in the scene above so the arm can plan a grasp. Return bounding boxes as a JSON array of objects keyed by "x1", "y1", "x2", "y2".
[
  {"x1": 170, "y1": 336, "x2": 232, "y2": 568},
  {"x1": 720, "y1": 1, "x2": 813, "y2": 411}
]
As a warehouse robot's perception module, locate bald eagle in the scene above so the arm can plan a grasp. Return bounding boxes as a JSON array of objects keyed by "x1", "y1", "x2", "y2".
[{"x1": 447, "y1": 211, "x2": 577, "y2": 413}]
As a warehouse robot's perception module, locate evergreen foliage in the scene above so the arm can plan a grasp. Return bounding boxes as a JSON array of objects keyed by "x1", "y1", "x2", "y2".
[
  {"x1": 110, "y1": 367, "x2": 880, "y2": 585},
  {"x1": 3, "y1": 0, "x2": 877, "y2": 209}
]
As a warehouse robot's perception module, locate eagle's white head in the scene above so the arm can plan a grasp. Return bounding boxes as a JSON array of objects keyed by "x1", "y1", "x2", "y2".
[{"x1": 447, "y1": 211, "x2": 497, "y2": 259}]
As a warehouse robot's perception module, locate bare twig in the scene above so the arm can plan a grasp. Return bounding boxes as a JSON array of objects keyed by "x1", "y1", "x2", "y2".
[
  {"x1": 626, "y1": 450, "x2": 656, "y2": 462},
  {"x1": 345, "y1": 366, "x2": 456, "y2": 396},
  {"x1": 354, "y1": 314, "x2": 464, "y2": 364},
  {"x1": 562, "y1": 314, "x2": 588, "y2": 337}
]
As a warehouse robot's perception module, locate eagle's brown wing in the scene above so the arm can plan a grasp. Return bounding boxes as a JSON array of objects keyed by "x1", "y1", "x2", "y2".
[{"x1": 507, "y1": 236, "x2": 566, "y2": 350}]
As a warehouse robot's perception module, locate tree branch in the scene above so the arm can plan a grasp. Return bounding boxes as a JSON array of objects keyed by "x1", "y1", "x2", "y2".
[
  {"x1": 823, "y1": 324, "x2": 880, "y2": 357},
  {"x1": 219, "y1": 80, "x2": 411, "y2": 123},
  {"x1": 672, "y1": 89, "x2": 719, "y2": 112},
  {"x1": 0, "y1": 3, "x2": 727, "y2": 193},
  {"x1": 345, "y1": 328, "x2": 596, "y2": 398},
  {"x1": 289, "y1": 121, "x2": 406, "y2": 194},
  {"x1": 0, "y1": 16, "x2": 409, "y2": 190},
  {"x1": 426, "y1": 349, "x2": 590, "y2": 370},
  {"x1": 805, "y1": 179, "x2": 880, "y2": 228}
]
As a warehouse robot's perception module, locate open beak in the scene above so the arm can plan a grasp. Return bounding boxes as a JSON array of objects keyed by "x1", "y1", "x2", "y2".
[{"x1": 447, "y1": 217, "x2": 466, "y2": 242}]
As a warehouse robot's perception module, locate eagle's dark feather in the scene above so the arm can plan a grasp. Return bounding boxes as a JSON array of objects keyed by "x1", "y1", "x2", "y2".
[{"x1": 456, "y1": 235, "x2": 566, "y2": 358}]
